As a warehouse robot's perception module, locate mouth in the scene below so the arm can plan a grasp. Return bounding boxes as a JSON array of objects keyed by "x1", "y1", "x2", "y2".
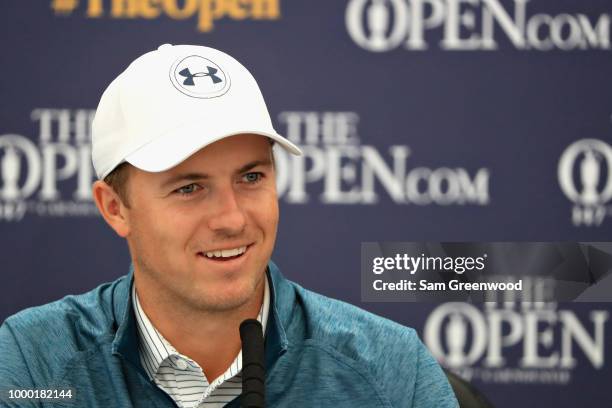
[{"x1": 197, "y1": 244, "x2": 251, "y2": 262}]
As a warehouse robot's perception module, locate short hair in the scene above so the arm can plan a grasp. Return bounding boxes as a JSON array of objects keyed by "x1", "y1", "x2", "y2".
[
  {"x1": 103, "y1": 162, "x2": 132, "y2": 207},
  {"x1": 103, "y1": 138, "x2": 276, "y2": 208}
]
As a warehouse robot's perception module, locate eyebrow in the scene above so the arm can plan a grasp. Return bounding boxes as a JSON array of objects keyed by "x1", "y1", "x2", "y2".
[
  {"x1": 160, "y1": 159, "x2": 272, "y2": 190},
  {"x1": 237, "y1": 159, "x2": 272, "y2": 174}
]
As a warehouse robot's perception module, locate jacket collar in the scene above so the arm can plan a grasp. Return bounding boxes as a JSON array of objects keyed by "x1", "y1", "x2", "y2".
[
  {"x1": 111, "y1": 261, "x2": 294, "y2": 373},
  {"x1": 110, "y1": 265, "x2": 142, "y2": 372},
  {"x1": 263, "y1": 261, "x2": 293, "y2": 368}
]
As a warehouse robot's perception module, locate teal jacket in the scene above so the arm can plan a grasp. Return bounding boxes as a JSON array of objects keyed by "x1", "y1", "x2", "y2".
[{"x1": 0, "y1": 262, "x2": 458, "y2": 407}]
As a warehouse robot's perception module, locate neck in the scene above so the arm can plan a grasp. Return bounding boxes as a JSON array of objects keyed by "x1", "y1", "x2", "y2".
[{"x1": 133, "y1": 272, "x2": 266, "y2": 382}]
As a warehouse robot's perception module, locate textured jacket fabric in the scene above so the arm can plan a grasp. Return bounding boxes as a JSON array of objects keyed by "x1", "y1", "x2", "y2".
[{"x1": 0, "y1": 262, "x2": 458, "y2": 407}]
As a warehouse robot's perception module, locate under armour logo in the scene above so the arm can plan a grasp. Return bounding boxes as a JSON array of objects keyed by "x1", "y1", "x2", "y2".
[
  {"x1": 178, "y1": 66, "x2": 222, "y2": 86},
  {"x1": 171, "y1": 56, "x2": 230, "y2": 98}
]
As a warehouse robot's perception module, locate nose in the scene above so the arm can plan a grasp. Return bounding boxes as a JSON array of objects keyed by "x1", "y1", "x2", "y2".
[{"x1": 207, "y1": 186, "x2": 246, "y2": 236}]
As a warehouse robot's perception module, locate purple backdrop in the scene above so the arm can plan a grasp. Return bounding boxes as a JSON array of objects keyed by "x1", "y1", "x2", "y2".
[{"x1": 1, "y1": 1, "x2": 612, "y2": 406}]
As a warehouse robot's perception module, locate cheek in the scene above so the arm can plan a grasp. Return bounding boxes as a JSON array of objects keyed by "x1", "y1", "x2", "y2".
[
  {"x1": 246, "y1": 192, "x2": 279, "y2": 235},
  {"x1": 265, "y1": 209, "x2": 279, "y2": 237},
  {"x1": 261, "y1": 196, "x2": 279, "y2": 235},
  {"x1": 128, "y1": 207, "x2": 186, "y2": 253}
]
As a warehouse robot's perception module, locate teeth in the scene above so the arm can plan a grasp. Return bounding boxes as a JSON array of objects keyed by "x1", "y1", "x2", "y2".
[
  {"x1": 204, "y1": 246, "x2": 247, "y2": 259},
  {"x1": 221, "y1": 248, "x2": 236, "y2": 257}
]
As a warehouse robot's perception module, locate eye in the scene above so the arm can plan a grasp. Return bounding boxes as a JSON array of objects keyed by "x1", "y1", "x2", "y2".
[
  {"x1": 242, "y1": 172, "x2": 263, "y2": 184},
  {"x1": 175, "y1": 183, "x2": 201, "y2": 195}
]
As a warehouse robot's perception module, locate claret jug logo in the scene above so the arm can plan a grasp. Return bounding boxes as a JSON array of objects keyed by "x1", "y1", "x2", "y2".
[
  {"x1": 558, "y1": 138, "x2": 612, "y2": 227},
  {"x1": 0, "y1": 109, "x2": 98, "y2": 222},
  {"x1": 346, "y1": 0, "x2": 611, "y2": 52},
  {"x1": 170, "y1": 56, "x2": 230, "y2": 98},
  {"x1": 51, "y1": 0, "x2": 281, "y2": 33},
  {"x1": 0, "y1": 136, "x2": 41, "y2": 205}
]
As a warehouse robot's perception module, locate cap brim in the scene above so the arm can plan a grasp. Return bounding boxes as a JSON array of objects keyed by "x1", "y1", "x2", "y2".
[{"x1": 124, "y1": 122, "x2": 302, "y2": 173}]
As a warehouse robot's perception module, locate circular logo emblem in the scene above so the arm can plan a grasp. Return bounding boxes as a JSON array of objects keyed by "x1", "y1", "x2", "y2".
[
  {"x1": 424, "y1": 302, "x2": 488, "y2": 368},
  {"x1": 345, "y1": 0, "x2": 409, "y2": 52},
  {"x1": 558, "y1": 139, "x2": 612, "y2": 206},
  {"x1": 170, "y1": 55, "x2": 231, "y2": 99},
  {"x1": 0, "y1": 134, "x2": 41, "y2": 201}
]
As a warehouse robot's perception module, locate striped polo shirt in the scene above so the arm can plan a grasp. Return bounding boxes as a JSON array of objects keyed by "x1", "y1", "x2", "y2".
[{"x1": 132, "y1": 278, "x2": 270, "y2": 408}]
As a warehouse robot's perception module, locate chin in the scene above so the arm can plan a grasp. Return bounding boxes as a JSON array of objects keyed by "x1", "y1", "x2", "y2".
[
  {"x1": 190, "y1": 292, "x2": 252, "y2": 312},
  {"x1": 187, "y1": 277, "x2": 261, "y2": 312}
]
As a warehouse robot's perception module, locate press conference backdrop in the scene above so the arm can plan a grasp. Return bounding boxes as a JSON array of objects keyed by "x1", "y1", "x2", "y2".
[{"x1": 1, "y1": 1, "x2": 612, "y2": 407}]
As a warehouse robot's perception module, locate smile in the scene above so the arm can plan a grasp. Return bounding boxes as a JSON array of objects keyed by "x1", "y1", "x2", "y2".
[{"x1": 202, "y1": 245, "x2": 248, "y2": 259}]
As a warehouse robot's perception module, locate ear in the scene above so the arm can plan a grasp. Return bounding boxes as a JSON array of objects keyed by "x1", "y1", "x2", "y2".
[{"x1": 92, "y1": 180, "x2": 131, "y2": 238}]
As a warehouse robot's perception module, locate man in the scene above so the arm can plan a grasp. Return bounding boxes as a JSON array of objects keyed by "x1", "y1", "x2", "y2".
[{"x1": 0, "y1": 44, "x2": 458, "y2": 407}]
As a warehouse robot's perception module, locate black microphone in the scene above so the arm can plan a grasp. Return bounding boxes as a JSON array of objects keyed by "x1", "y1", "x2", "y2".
[{"x1": 240, "y1": 319, "x2": 265, "y2": 408}]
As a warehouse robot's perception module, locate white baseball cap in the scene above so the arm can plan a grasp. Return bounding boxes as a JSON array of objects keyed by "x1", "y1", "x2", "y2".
[{"x1": 92, "y1": 43, "x2": 302, "y2": 180}]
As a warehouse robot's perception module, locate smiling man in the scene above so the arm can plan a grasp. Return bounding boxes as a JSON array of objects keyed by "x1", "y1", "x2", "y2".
[{"x1": 0, "y1": 45, "x2": 458, "y2": 407}]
